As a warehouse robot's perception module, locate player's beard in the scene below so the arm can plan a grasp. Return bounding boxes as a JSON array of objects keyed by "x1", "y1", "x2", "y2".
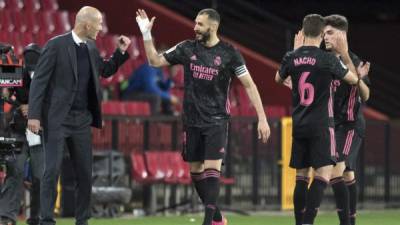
[{"x1": 196, "y1": 28, "x2": 211, "y2": 44}]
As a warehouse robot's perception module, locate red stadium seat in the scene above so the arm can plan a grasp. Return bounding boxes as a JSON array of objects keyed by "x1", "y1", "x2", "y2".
[
  {"x1": 130, "y1": 152, "x2": 157, "y2": 184},
  {"x1": 4, "y1": 0, "x2": 23, "y2": 10},
  {"x1": 102, "y1": 101, "x2": 125, "y2": 115},
  {"x1": 164, "y1": 151, "x2": 191, "y2": 185},
  {"x1": 9, "y1": 32, "x2": 23, "y2": 55},
  {"x1": 123, "y1": 102, "x2": 151, "y2": 116},
  {"x1": 40, "y1": 0, "x2": 58, "y2": 11},
  {"x1": 0, "y1": 0, "x2": 5, "y2": 9},
  {"x1": 52, "y1": 11, "x2": 71, "y2": 34},
  {"x1": 24, "y1": 10, "x2": 40, "y2": 33},
  {"x1": 68, "y1": 11, "x2": 76, "y2": 28},
  {"x1": 143, "y1": 151, "x2": 165, "y2": 181},
  {"x1": 0, "y1": 31, "x2": 11, "y2": 43},
  {"x1": 11, "y1": 10, "x2": 27, "y2": 33},
  {"x1": 157, "y1": 151, "x2": 176, "y2": 183},
  {"x1": 32, "y1": 30, "x2": 52, "y2": 46},
  {"x1": 36, "y1": 10, "x2": 55, "y2": 34},
  {"x1": 19, "y1": 31, "x2": 34, "y2": 47},
  {"x1": 0, "y1": 9, "x2": 14, "y2": 32},
  {"x1": 23, "y1": 0, "x2": 41, "y2": 11}
]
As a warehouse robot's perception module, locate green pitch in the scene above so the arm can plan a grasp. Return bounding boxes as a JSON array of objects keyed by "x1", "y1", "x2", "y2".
[{"x1": 37, "y1": 210, "x2": 400, "y2": 225}]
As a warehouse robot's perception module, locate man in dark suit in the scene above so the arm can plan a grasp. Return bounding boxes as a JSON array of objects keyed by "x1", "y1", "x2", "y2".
[{"x1": 27, "y1": 6, "x2": 131, "y2": 225}]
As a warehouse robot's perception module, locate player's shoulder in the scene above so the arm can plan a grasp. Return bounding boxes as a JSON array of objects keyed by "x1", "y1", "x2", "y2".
[
  {"x1": 43, "y1": 32, "x2": 69, "y2": 50},
  {"x1": 219, "y1": 40, "x2": 240, "y2": 53},
  {"x1": 282, "y1": 50, "x2": 296, "y2": 60},
  {"x1": 318, "y1": 50, "x2": 338, "y2": 61},
  {"x1": 164, "y1": 39, "x2": 194, "y2": 54},
  {"x1": 180, "y1": 39, "x2": 196, "y2": 47},
  {"x1": 171, "y1": 39, "x2": 195, "y2": 50}
]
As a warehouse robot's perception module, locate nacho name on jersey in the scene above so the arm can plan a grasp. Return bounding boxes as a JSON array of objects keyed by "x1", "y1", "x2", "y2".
[{"x1": 294, "y1": 57, "x2": 316, "y2": 66}]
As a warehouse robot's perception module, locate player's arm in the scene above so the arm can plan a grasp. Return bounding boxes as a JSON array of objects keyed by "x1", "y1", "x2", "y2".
[
  {"x1": 136, "y1": 9, "x2": 170, "y2": 67},
  {"x1": 342, "y1": 70, "x2": 370, "y2": 101},
  {"x1": 335, "y1": 32, "x2": 358, "y2": 75},
  {"x1": 275, "y1": 51, "x2": 292, "y2": 89},
  {"x1": 274, "y1": 30, "x2": 301, "y2": 89},
  {"x1": 356, "y1": 61, "x2": 371, "y2": 101},
  {"x1": 275, "y1": 71, "x2": 292, "y2": 89},
  {"x1": 275, "y1": 71, "x2": 284, "y2": 84},
  {"x1": 336, "y1": 34, "x2": 371, "y2": 101},
  {"x1": 238, "y1": 73, "x2": 270, "y2": 143}
]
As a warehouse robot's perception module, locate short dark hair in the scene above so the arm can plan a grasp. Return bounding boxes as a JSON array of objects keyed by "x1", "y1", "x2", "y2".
[
  {"x1": 324, "y1": 14, "x2": 348, "y2": 32},
  {"x1": 198, "y1": 8, "x2": 220, "y2": 23},
  {"x1": 302, "y1": 14, "x2": 325, "y2": 37}
]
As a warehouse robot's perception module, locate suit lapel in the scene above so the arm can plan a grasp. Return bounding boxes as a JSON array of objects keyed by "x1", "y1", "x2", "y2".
[
  {"x1": 86, "y1": 42, "x2": 102, "y2": 98},
  {"x1": 67, "y1": 38, "x2": 78, "y2": 81}
]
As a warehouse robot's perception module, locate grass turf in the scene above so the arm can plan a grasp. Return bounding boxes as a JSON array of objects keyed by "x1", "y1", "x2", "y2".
[{"x1": 37, "y1": 210, "x2": 400, "y2": 225}]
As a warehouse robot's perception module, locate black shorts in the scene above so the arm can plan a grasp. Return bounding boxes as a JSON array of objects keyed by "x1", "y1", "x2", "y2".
[
  {"x1": 182, "y1": 123, "x2": 228, "y2": 162},
  {"x1": 290, "y1": 128, "x2": 336, "y2": 169},
  {"x1": 336, "y1": 127, "x2": 363, "y2": 170}
]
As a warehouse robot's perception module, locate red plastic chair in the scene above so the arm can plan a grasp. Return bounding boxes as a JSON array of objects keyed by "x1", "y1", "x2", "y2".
[
  {"x1": 19, "y1": 32, "x2": 34, "y2": 46},
  {"x1": 23, "y1": 0, "x2": 41, "y2": 12},
  {"x1": 52, "y1": 11, "x2": 71, "y2": 34},
  {"x1": 143, "y1": 151, "x2": 165, "y2": 182},
  {"x1": 158, "y1": 151, "x2": 176, "y2": 183},
  {"x1": 4, "y1": 0, "x2": 22, "y2": 10},
  {"x1": 0, "y1": 9, "x2": 14, "y2": 32},
  {"x1": 102, "y1": 101, "x2": 125, "y2": 115},
  {"x1": 130, "y1": 152, "x2": 156, "y2": 184},
  {"x1": 40, "y1": 0, "x2": 58, "y2": 11},
  {"x1": 36, "y1": 10, "x2": 55, "y2": 34},
  {"x1": 167, "y1": 151, "x2": 191, "y2": 185},
  {"x1": 24, "y1": 10, "x2": 40, "y2": 33},
  {"x1": 123, "y1": 102, "x2": 151, "y2": 116}
]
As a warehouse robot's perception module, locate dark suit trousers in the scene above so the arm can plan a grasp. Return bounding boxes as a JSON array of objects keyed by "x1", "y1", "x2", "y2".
[{"x1": 40, "y1": 109, "x2": 92, "y2": 225}]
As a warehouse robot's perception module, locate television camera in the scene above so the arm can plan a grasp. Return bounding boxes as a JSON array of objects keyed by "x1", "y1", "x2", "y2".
[{"x1": 0, "y1": 42, "x2": 26, "y2": 186}]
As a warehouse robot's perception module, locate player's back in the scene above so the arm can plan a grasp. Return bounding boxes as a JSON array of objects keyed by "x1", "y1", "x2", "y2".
[{"x1": 279, "y1": 46, "x2": 348, "y2": 137}]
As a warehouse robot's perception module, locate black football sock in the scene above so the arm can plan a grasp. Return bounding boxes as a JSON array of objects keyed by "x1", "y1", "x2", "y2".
[
  {"x1": 294, "y1": 176, "x2": 310, "y2": 225},
  {"x1": 302, "y1": 176, "x2": 328, "y2": 225},
  {"x1": 202, "y1": 169, "x2": 221, "y2": 225},
  {"x1": 346, "y1": 179, "x2": 357, "y2": 225},
  {"x1": 331, "y1": 176, "x2": 350, "y2": 225},
  {"x1": 191, "y1": 172, "x2": 222, "y2": 222}
]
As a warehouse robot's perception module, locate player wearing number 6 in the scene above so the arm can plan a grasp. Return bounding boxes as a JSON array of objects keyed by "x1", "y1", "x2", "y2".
[{"x1": 275, "y1": 14, "x2": 369, "y2": 225}]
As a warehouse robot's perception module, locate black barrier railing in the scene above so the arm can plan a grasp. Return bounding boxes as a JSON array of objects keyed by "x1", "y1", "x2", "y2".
[{"x1": 94, "y1": 116, "x2": 400, "y2": 209}]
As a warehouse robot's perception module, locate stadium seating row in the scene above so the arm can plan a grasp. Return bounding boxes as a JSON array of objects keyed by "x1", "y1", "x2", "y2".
[
  {"x1": 130, "y1": 151, "x2": 234, "y2": 185},
  {"x1": 0, "y1": 0, "x2": 58, "y2": 12}
]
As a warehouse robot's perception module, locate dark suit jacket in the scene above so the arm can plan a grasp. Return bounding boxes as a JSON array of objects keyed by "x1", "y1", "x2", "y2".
[{"x1": 28, "y1": 32, "x2": 129, "y2": 129}]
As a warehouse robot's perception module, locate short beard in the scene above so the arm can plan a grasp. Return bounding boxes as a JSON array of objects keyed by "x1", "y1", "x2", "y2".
[{"x1": 198, "y1": 29, "x2": 211, "y2": 44}]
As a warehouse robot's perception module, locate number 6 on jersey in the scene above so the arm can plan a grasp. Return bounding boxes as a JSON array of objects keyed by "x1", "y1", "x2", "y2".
[{"x1": 298, "y1": 72, "x2": 314, "y2": 106}]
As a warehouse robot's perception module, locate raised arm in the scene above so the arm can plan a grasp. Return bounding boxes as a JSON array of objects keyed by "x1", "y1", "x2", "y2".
[{"x1": 136, "y1": 9, "x2": 170, "y2": 67}]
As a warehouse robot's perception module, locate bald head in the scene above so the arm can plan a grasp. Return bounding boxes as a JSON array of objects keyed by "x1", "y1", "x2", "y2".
[
  {"x1": 73, "y1": 6, "x2": 103, "y2": 40},
  {"x1": 75, "y1": 6, "x2": 102, "y2": 26}
]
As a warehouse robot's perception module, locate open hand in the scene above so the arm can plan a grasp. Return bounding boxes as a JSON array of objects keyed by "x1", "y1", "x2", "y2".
[
  {"x1": 357, "y1": 61, "x2": 371, "y2": 79},
  {"x1": 136, "y1": 9, "x2": 156, "y2": 36}
]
